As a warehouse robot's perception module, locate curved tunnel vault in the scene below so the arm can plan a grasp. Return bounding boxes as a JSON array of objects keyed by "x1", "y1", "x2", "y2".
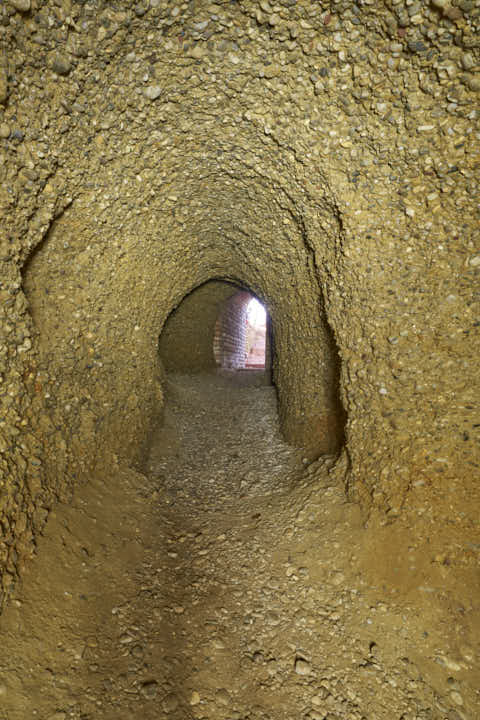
[
  {"x1": 2, "y1": 0, "x2": 479, "y2": 715},
  {"x1": 22, "y1": 164, "x2": 348, "y2": 472},
  {"x1": 158, "y1": 277, "x2": 346, "y2": 457}
]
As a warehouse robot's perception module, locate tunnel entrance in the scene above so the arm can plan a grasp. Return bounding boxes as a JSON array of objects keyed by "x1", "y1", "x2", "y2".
[
  {"x1": 246, "y1": 298, "x2": 266, "y2": 369},
  {"x1": 157, "y1": 277, "x2": 345, "y2": 457},
  {"x1": 158, "y1": 280, "x2": 271, "y2": 378},
  {"x1": 213, "y1": 291, "x2": 268, "y2": 371}
]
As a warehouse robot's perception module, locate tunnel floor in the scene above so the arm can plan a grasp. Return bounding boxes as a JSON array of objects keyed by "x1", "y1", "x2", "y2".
[
  {"x1": 146, "y1": 371, "x2": 304, "y2": 512},
  {"x1": 0, "y1": 373, "x2": 471, "y2": 719}
]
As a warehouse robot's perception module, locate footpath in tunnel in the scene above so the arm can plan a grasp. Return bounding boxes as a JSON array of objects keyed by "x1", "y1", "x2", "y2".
[
  {"x1": 146, "y1": 371, "x2": 304, "y2": 511},
  {"x1": 1, "y1": 0, "x2": 479, "y2": 717},
  {"x1": 0, "y1": 371, "x2": 472, "y2": 720}
]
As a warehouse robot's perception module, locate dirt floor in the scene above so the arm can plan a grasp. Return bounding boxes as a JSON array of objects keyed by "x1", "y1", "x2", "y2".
[{"x1": 0, "y1": 372, "x2": 478, "y2": 720}]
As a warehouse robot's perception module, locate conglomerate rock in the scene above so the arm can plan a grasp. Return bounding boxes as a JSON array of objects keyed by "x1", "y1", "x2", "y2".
[{"x1": 0, "y1": 0, "x2": 478, "y2": 713}]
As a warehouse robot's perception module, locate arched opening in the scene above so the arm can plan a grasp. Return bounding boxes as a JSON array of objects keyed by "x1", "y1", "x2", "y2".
[
  {"x1": 157, "y1": 278, "x2": 344, "y2": 458},
  {"x1": 213, "y1": 290, "x2": 269, "y2": 372},
  {"x1": 246, "y1": 298, "x2": 267, "y2": 369},
  {"x1": 158, "y1": 280, "x2": 273, "y2": 382}
]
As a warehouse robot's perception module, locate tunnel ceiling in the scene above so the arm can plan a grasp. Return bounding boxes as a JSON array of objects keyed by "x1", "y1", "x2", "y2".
[{"x1": 0, "y1": 0, "x2": 479, "y2": 610}]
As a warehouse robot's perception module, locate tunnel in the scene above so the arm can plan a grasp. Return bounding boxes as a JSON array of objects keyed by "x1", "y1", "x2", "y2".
[
  {"x1": 0, "y1": 0, "x2": 479, "y2": 718},
  {"x1": 159, "y1": 281, "x2": 270, "y2": 373}
]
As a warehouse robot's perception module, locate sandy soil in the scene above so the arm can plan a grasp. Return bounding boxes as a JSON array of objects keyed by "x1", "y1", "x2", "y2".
[{"x1": 0, "y1": 372, "x2": 478, "y2": 719}]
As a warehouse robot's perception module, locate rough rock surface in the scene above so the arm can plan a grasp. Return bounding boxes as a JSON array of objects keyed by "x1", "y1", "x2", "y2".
[
  {"x1": 0, "y1": 0, "x2": 479, "y2": 715},
  {"x1": 0, "y1": 372, "x2": 478, "y2": 718}
]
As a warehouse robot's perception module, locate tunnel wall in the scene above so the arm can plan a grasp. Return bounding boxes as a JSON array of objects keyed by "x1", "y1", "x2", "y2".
[
  {"x1": 213, "y1": 290, "x2": 250, "y2": 370},
  {"x1": 0, "y1": 0, "x2": 478, "y2": 610},
  {"x1": 159, "y1": 281, "x2": 238, "y2": 373}
]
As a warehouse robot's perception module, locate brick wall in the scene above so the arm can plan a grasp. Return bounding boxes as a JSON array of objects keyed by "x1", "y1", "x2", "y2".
[{"x1": 213, "y1": 291, "x2": 252, "y2": 369}]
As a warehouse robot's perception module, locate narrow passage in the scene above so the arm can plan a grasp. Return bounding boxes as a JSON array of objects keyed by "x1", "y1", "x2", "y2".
[
  {"x1": 0, "y1": 373, "x2": 457, "y2": 720},
  {"x1": 146, "y1": 371, "x2": 303, "y2": 511}
]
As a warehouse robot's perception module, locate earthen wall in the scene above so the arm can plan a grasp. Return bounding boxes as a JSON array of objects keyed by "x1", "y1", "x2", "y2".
[{"x1": 0, "y1": 0, "x2": 477, "y2": 612}]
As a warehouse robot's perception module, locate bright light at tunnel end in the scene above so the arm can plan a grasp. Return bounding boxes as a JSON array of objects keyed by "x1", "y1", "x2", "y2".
[{"x1": 247, "y1": 298, "x2": 266, "y2": 328}]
